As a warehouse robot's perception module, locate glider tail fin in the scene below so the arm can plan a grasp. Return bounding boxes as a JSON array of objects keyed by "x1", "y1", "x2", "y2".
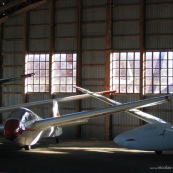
[{"x1": 53, "y1": 100, "x2": 60, "y2": 117}]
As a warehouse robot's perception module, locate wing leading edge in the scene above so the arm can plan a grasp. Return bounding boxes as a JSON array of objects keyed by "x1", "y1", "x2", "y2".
[
  {"x1": 0, "y1": 90, "x2": 116, "y2": 113},
  {"x1": 74, "y1": 86, "x2": 168, "y2": 124},
  {"x1": 30, "y1": 95, "x2": 172, "y2": 130}
]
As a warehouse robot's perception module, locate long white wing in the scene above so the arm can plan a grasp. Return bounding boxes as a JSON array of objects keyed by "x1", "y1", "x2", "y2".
[
  {"x1": 0, "y1": 90, "x2": 116, "y2": 113},
  {"x1": 30, "y1": 95, "x2": 172, "y2": 130},
  {"x1": 0, "y1": 94, "x2": 89, "y2": 113},
  {"x1": 74, "y1": 86, "x2": 168, "y2": 124}
]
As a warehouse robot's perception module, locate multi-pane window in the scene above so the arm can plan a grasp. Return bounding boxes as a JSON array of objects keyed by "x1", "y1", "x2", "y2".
[
  {"x1": 145, "y1": 52, "x2": 173, "y2": 94},
  {"x1": 25, "y1": 54, "x2": 49, "y2": 93},
  {"x1": 25, "y1": 53, "x2": 77, "y2": 93},
  {"x1": 110, "y1": 52, "x2": 140, "y2": 93},
  {"x1": 52, "y1": 53, "x2": 77, "y2": 93},
  {"x1": 110, "y1": 51, "x2": 173, "y2": 94}
]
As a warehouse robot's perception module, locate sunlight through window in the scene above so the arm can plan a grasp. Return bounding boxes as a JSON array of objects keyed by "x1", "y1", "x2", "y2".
[
  {"x1": 52, "y1": 53, "x2": 77, "y2": 93},
  {"x1": 25, "y1": 54, "x2": 49, "y2": 93},
  {"x1": 145, "y1": 52, "x2": 173, "y2": 94},
  {"x1": 110, "y1": 52, "x2": 140, "y2": 93}
]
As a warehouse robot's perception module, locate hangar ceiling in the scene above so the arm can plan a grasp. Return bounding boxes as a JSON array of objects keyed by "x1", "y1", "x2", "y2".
[{"x1": 0, "y1": 0, "x2": 49, "y2": 24}]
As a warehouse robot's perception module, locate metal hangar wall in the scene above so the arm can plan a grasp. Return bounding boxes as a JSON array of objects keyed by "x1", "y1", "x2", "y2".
[{"x1": 0, "y1": 0, "x2": 173, "y2": 140}]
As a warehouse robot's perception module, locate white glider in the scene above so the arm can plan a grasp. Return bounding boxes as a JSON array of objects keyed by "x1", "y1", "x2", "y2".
[{"x1": 75, "y1": 86, "x2": 173, "y2": 154}]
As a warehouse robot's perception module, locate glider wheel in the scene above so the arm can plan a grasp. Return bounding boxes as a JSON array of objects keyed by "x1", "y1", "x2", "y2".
[
  {"x1": 24, "y1": 145, "x2": 31, "y2": 150},
  {"x1": 155, "y1": 150, "x2": 162, "y2": 155}
]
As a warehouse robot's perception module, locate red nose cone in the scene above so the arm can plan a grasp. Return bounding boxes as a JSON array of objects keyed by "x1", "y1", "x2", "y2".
[{"x1": 4, "y1": 119, "x2": 20, "y2": 141}]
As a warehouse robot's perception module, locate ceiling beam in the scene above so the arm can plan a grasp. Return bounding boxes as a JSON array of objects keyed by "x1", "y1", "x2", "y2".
[
  {"x1": 0, "y1": 0, "x2": 49, "y2": 24},
  {"x1": 0, "y1": 0, "x2": 28, "y2": 13}
]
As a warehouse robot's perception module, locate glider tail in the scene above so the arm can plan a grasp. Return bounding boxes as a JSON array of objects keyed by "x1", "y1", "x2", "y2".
[
  {"x1": 52, "y1": 100, "x2": 63, "y2": 139},
  {"x1": 53, "y1": 100, "x2": 60, "y2": 117}
]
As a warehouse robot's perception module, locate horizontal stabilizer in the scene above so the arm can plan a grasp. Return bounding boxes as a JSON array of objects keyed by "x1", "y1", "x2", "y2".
[{"x1": 0, "y1": 73, "x2": 34, "y2": 84}]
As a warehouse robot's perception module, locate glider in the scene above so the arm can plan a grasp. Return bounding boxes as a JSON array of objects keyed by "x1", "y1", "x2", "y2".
[
  {"x1": 75, "y1": 86, "x2": 173, "y2": 154},
  {"x1": 1, "y1": 89, "x2": 117, "y2": 150},
  {"x1": 0, "y1": 85, "x2": 172, "y2": 152}
]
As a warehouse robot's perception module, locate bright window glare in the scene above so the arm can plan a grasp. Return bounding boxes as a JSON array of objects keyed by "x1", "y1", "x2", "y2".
[
  {"x1": 52, "y1": 53, "x2": 77, "y2": 93},
  {"x1": 25, "y1": 53, "x2": 77, "y2": 93},
  {"x1": 110, "y1": 51, "x2": 173, "y2": 94},
  {"x1": 110, "y1": 52, "x2": 140, "y2": 93},
  {"x1": 25, "y1": 54, "x2": 49, "y2": 93},
  {"x1": 145, "y1": 52, "x2": 173, "y2": 94}
]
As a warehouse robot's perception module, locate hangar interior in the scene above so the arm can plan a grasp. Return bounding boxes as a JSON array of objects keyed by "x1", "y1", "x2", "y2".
[{"x1": 0, "y1": 0, "x2": 173, "y2": 140}]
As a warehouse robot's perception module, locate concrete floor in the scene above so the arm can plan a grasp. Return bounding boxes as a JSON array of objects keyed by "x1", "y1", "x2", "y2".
[{"x1": 0, "y1": 136, "x2": 173, "y2": 173}]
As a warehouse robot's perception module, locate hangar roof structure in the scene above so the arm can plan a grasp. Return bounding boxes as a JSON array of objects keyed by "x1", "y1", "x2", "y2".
[{"x1": 0, "y1": 0, "x2": 48, "y2": 24}]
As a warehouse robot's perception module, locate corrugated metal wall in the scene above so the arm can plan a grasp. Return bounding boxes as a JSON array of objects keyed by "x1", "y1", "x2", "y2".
[
  {"x1": 144, "y1": 95, "x2": 173, "y2": 124},
  {"x1": 112, "y1": 0, "x2": 141, "y2": 50},
  {"x1": 55, "y1": 0, "x2": 77, "y2": 52},
  {"x1": 25, "y1": 4, "x2": 51, "y2": 120},
  {"x1": 1, "y1": 0, "x2": 173, "y2": 140},
  {"x1": 81, "y1": 0, "x2": 108, "y2": 139},
  {"x1": 1, "y1": 15, "x2": 24, "y2": 120},
  {"x1": 145, "y1": 1, "x2": 173, "y2": 49},
  {"x1": 29, "y1": 5, "x2": 49, "y2": 52},
  {"x1": 53, "y1": 0, "x2": 78, "y2": 138},
  {"x1": 111, "y1": 95, "x2": 140, "y2": 137}
]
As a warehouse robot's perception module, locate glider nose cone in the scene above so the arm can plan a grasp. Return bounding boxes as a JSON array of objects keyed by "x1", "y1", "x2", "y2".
[
  {"x1": 114, "y1": 134, "x2": 125, "y2": 146},
  {"x1": 4, "y1": 119, "x2": 20, "y2": 141},
  {"x1": 114, "y1": 132, "x2": 138, "y2": 149}
]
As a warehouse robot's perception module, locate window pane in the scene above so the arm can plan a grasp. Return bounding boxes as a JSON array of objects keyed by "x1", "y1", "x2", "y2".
[
  {"x1": 134, "y1": 77, "x2": 140, "y2": 85},
  {"x1": 120, "y1": 85, "x2": 126, "y2": 93},
  {"x1": 40, "y1": 54, "x2": 46, "y2": 61},
  {"x1": 127, "y1": 85, "x2": 133, "y2": 93},
  {"x1": 61, "y1": 54, "x2": 66, "y2": 61},
  {"x1": 61, "y1": 62, "x2": 66, "y2": 69},
  {"x1": 168, "y1": 85, "x2": 173, "y2": 93},
  {"x1": 134, "y1": 85, "x2": 140, "y2": 93},
  {"x1": 146, "y1": 60, "x2": 152, "y2": 68}
]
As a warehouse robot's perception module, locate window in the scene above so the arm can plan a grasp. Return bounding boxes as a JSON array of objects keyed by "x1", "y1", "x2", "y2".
[
  {"x1": 145, "y1": 52, "x2": 173, "y2": 94},
  {"x1": 52, "y1": 53, "x2": 77, "y2": 93},
  {"x1": 25, "y1": 53, "x2": 77, "y2": 93},
  {"x1": 110, "y1": 52, "x2": 140, "y2": 93},
  {"x1": 110, "y1": 51, "x2": 173, "y2": 94},
  {"x1": 25, "y1": 54, "x2": 49, "y2": 93}
]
